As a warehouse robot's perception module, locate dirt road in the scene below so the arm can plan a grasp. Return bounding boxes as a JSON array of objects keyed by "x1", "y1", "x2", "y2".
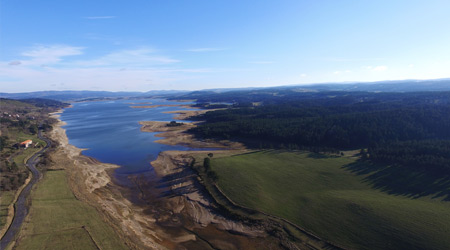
[{"x1": 0, "y1": 129, "x2": 50, "y2": 249}]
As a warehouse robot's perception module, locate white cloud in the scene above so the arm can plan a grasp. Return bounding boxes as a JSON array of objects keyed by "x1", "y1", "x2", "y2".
[
  {"x1": 20, "y1": 45, "x2": 84, "y2": 66},
  {"x1": 372, "y1": 65, "x2": 388, "y2": 71},
  {"x1": 363, "y1": 65, "x2": 388, "y2": 72},
  {"x1": 301, "y1": 73, "x2": 307, "y2": 77},
  {"x1": 0, "y1": 45, "x2": 210, "y2": 92},
  {"x1": 22, "y1": 45, "x2": 83, "y2": 58},
  {"x1": 0, "y1": 63, "x2": 209, "y2": 92},
  {"x1": 334, "y1": 70, "x2": 351, "y2": 75},
  {"x1": 84, "y1": 16, "x2": 116, "y2": 19},
  {"x1": 186, "y1": 48, "x2": 226, "y2": 52},
  {"x1": 72, "y1": 48, "x2": 179, "y2": 67}
]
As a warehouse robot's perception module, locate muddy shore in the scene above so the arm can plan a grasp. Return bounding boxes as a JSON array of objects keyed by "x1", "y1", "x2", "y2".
[
  {"x1": 47, "y1": 109, "x2": 282, "y2": 249},
  {"x1": 139, "y1": 121, "x2": 242, "y2": 149}
]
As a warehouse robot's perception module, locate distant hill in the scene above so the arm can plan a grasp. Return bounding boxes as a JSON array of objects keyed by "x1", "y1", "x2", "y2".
[
  {"x1": 172, "y1": 79, "x2": 450, "y2": 103},
  {"x1": 0, "y1": 90, "x2": 188, "y2": 102},
  {"x1": 293, "y1": 78, "x2": 450, "y2": 92},
  {"x1": 2, "y1": 78, "x2": 449, "y2": 102}
]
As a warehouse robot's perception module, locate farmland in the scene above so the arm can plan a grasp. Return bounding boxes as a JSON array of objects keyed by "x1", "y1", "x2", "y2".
[
  {"x1": 209, "y1": 150, "x2": 450, "y2": 250},
  {"x1": 14, "y1": 170, "x2": 127, "y2": 250}
]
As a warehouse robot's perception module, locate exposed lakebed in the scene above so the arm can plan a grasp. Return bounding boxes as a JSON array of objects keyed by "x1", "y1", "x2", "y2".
[
  {"x1": 59, "y1": 99, "x2": 289, "y2": 249},
  {"x1": 60, "y1": 99, "x2": 196, "y2": 174}
]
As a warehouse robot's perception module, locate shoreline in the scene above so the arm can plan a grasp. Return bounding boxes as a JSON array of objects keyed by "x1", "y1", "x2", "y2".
[
  {"x1": 139, "y1": 121, "x2": 243, "y2": 149},
  {"x1": 48, "y1": 111, "x2": 165, "y2": 249},
  {"x1": 46, "y1": 107, "x2": 269, "y2": 249}
]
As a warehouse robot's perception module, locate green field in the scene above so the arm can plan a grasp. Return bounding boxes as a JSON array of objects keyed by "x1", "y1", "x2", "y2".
[
  {"x1": 210, "y1": 150, "x2": 450, "y2": 250},
  {"x1": 13, "y1": 132, "x2": 45, "y2": 168},
  {"x1": 0, "y1": 191, "x2": 15, "y2": 228},
  {"x1": 15, "y1": 170, "x2": 127, "y2": 250},
  {"x1": 0, "y1": 132, "x2": 45, "y2": 230}
]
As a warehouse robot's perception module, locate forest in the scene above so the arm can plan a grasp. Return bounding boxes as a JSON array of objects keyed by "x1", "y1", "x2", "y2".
[{"x1": 188, "y1": 91, "x2": 450, "y2": 172}]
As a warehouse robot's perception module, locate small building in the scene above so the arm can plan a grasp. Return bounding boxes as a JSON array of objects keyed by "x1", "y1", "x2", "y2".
[{"x1": 20, "y1": 139, "x2": 33, "y2": 148}]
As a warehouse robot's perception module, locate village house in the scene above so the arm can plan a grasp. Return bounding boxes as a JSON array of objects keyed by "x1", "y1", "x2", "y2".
[{"x1": 20, "y1": 139, "x2": 33, "y2": 148}]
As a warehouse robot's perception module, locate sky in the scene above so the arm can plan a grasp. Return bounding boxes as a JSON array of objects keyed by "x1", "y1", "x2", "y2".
[{"x1": 1, "y1": 0, "x2": 450, "y2": 93}]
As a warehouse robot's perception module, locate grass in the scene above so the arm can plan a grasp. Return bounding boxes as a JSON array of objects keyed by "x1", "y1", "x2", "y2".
[
  {"x1": 9, "y1": 130, "x2": 46, "y2": 170},
  {"x1": 210, "y1": 150, "x2": 450, "y2": 250},
  {"x1": 0, "y1": 131, "x2": 45, "y2": 231},
  {"x1": 0, "y1": 191, "x2": 15, "y2": 229},
  {"x1": 14, "y1": 170, "x2": 127, "y2": 250}
]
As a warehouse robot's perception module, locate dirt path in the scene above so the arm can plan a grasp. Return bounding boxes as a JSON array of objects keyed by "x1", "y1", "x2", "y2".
[{"x1": 0, "y1": 129, "x2": 50, "y2": 249}]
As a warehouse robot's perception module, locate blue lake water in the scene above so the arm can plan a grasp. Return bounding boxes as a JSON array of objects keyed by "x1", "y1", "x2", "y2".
[{"x1": 60, "y1": 99, "x2": 195, "y2": 174}]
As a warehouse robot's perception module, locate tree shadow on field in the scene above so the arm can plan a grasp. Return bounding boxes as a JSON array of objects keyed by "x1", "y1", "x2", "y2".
[
  {"x1": 307, "y1": 152, "x2": 338, "y2": 159},
  {"x1": 342, "y1": 161, "x2": 450, "y2": 201}
]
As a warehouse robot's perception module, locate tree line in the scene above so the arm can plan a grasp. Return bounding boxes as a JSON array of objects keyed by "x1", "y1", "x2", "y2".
[{"x1": 187, "y1": 92, "x2": 450, "y2": 172}]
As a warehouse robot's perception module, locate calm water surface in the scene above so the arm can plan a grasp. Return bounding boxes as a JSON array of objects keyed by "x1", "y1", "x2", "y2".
[{"x1": 60, "y1": 99, "x2": 195, "y2": 174}]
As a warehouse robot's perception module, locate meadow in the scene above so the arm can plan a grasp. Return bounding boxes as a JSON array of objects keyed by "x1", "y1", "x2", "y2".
[
  {"x1": 0, "y1": 131, "x2": 46, "y2": 231},
  {"x1": 14, "y1": 170, "x2": 127, "y2": 250},
  {"x1": 210, "y1": 150, "x2": 450, "y2": 250}
]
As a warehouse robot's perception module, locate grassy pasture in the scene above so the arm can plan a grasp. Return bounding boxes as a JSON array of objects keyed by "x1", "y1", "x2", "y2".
[
  {"x1": 12, "y1": 131, "x2": 45, "y2": 168},
  {"x1": 210, "y1": 150, "x2": 450, "y2": 250},
  {"x1": 0, "y1": 191, "x2": 15, "y2": 228},
  {"x1": 0, "y1": 132, "x2": 45, "y2": 231},
  {"x1": 14, "y1": 170, "x2": 127, "y2": 250}
]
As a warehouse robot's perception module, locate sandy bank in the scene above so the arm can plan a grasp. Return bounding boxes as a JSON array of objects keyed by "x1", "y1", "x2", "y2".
[
  {"x1": 163, "y1": 108, "x2": 223, "y2": 120},
  {"x1": 137, "y1": 117, "x2": 285, "y2": 248},
  {"x1": 48, "y1": 111, "x2": 267, "y2": 249},
  {"x1": 139, "y1": 121, "x2": 243, "y2": 149},
  {"x1": 47, "y1": 112, "x2": 169, "y2": 249},
  {"x1": 137, "y1": 105, "x2": 337, "y2": 249},
  {"x1": 150, "y1": 151, "x2": 266, "y2": 235}
]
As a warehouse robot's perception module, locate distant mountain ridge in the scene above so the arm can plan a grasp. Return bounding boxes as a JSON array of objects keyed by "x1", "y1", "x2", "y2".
[
  {"x1": 0, "y1": 90, "x2": 188, "y2": 101},
  {"x1": 292, "y1": 78, "x2": 450, "y2": 92},
  {"x1": 1, "y1": 78, "x2": 449, "y2": 101}
]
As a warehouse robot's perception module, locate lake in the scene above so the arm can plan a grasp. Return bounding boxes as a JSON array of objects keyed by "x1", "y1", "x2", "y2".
[{"x1": 60, "y1": 99, "x2": 195, "y2": 174}]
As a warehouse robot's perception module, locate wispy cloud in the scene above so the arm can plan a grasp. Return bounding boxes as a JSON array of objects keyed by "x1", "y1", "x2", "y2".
[
  {"x1": 363, "y1": 65, "x2": 388, "y2": 72},
  {"x1": 373, "y1": 65, "x2": 387, "y2": 71},
  {"x1": 186, "y1": 48, "x2": 226, "y2": 52},
  {"x1": 333, "y1": 70, "x2": 351, "y2": 75},
  {"x1": 22, "y1": 45, "x2": 84, "y2": 58},
  {"x1": 20, "y1": 45, "x2": 84, "y2": 66},
  {"x1": 248, "y1": 61, "x2": 275, "y2": 64},
  {"x1": 83, "y1": 16, "x2": 116, "y2": 19},
  {"x1": 0, "y1": 44, "x2": 210, "y2": 92},
  {"x1": 72, "y1": 48, "x2": 179, "y2": 67}
]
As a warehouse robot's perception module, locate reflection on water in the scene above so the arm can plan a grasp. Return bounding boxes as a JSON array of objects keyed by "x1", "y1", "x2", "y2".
[{"x1": 60, "y1": 99, "x2": 194, "y2": 174}]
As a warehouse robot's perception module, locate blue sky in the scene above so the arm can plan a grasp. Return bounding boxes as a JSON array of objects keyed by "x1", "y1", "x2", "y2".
[{"x1": 1, "y1": 0, "x2": 450, "y2": 92}]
